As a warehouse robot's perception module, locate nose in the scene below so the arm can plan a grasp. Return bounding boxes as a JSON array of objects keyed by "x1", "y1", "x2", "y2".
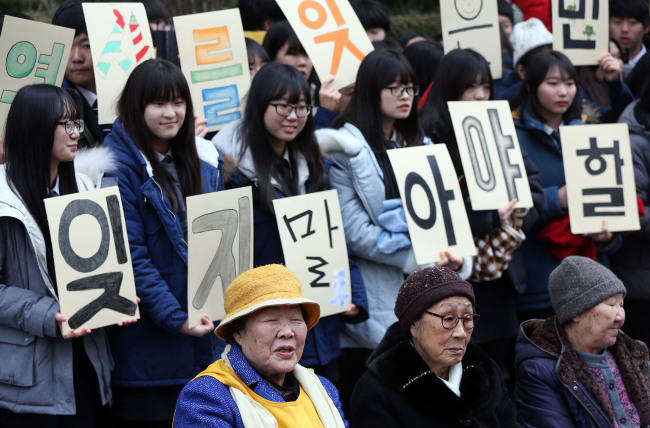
[
  {"x1": 451, "y1": 320, "x2": 468, "y2": 338},
  {"x1": 286, "y1": 107, "x2": 298, "y2": 120},
  {"x1": 70, "y1": 126, "x2": 80, "y2": 139},
  {"x1": 296, "y1": 54, "x2": 307, "y2": 66},
  {"x1": 70, "y1": 46, "x2": 82, "y2": 62},
  {"x1": 475, "y1": 87, "x2": 487, "y2": 100},
  {"x1": 162, "y1": 103, "x2": 175, "y2": 117},
  {"x1": 277, "y1": 320, "x2": 296, "y2": 338}
]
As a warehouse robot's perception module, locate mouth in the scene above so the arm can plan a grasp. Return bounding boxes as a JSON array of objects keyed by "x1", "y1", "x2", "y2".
[
  {"x1": 282, "y1": 125, "x2": 297, "y2": 132},
  {"x1": 556, "y1": 101, "x2": 567, "y2": 107},
  {"x1": 274, "y1": 345, "x2": 296, "y2": 356},
  {"x1": 68, "y1": 144, "x2": 78, "y2": 150},
  {"x1": 398, "y1": 104, "x2": 411, "y2": 111}
]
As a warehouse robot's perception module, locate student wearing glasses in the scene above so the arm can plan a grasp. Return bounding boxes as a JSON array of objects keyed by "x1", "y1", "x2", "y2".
[
  {"x1": 350, "y1": 266, "x2": 521, "y2": 427},
  {"x1": 316, "y1": 50, "x2": 469, "y2": 410},
  {"x1": 212, "y1": 62, "x2": 368, "y2": 383}
]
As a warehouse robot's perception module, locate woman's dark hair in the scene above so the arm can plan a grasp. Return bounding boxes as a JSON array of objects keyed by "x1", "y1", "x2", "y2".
[
  {"x1": 238, "y1": 0, "x2": 285, "y2": 31},
  {"x1": 351, "y1": 0, "x2": 390, "y2": 33},
  {"x1": 420, "y1": 49, "x2": 493, "y2": 174},
  {"x1": 397, "y1": 31, "x2": 432, "y2": 49},
  {"x1": 576, "y1": 38, "x2": 622, "y2": 109},
  {"x1": 334, "y1": 49, "x2": 422, "y2": 154},
  {"x1": 141, "y1": 0, "x2": 169, "y2": 26},
  {"x1": 403, "y1": 40, "x2": 444, "y2": 100},
  {"x1": 117, "y1": 58, "x2": 202, "y2": 212},
  {"x1": 263, "y1": 21, "x2": 307, "y2": 62},
  {"x1": 512, "y1": 50, "x2": 582, "y2": 125},
  {"x1": 239, "y1": 62, "x2": 327, "y2": 214},
  {"x1": 4, "y1": 84, "x2": 79, "y2": 239},
  {"x1": 245, "y1": 37, "x2": 270, "y2": 68}
]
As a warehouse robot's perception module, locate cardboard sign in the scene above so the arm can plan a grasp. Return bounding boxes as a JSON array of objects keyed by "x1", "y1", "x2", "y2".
[
  {"x1": 387, "y1": 145, "x2": 476, "y2": 265},
  {"x1": 273, "y1": 190, "x2": 351, "y2": 317},
  {"x1": 561, "y1": 123, "x2": 640, "y2": 234},
  {"x1": 44, "y1": 187, "x2": 139, "y2": 335},
  {"x1": 174, "y1": 9, "x2": 250, "y2": 132},
  {"x1": 552, "y1": 0, "x2": 608, "y2": 66},
  {"x1": 0, "y1": 16, "x2": 73, "y2": 136},
  {"x1": 187, "y1": 187, "x2": 253, "y2": 326},
  {"x1": 448, "y1": 100, "x2": 533, "y2": 210},
  {"x1": 440, "y1": 0, "x2": 502, "y2": 79},
  {"x1": 83, "y1": 3, "x2": 154, "y2": 125},
  {"x1": 276, "y1": 0, "x2": 374, "y2": 89}
]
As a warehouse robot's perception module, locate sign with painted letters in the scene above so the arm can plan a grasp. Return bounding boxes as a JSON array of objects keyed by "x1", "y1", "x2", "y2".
[
  {"x1": 0, "y1": 16, "x2": 73, "y2": 136},
  {"x1": 561, "y1": 123, "x2": 640, "y2": 234},
  {"x1": 387, "y1": 145, "x2": 476, "y2": 265},
  {"x1": 552, "y1": 0, "x2": 608, "y2": 66},
  {"x1": 174, "y1": 9, "x2": 250, "y2": 132},
  {"x1": 276, "y1": 0, "x2": 374, "y2": 89},
  {"x1": 273, "y1": 190, "x2": 351, "y2": 317},
  {"x1": 44, "y1": 187, "x2": 139, "y2": 335},
  {"x1": 448, "y1": 100, "x2": 533, "y2": 210},
  {"x1": 83, "y1": 3, "x2": 154, "y2": 124},
  {"x1": 440, "y1": 0, "x2": 502, "y2": 79},
  {"x1": 187, "y1": 187, "x2": 253, "y2": 326}
]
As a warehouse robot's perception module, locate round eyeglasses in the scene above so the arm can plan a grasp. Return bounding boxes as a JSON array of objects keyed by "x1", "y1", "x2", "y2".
[
  {"x1": 425, "y1": 311, "x2": 479, "y2": 330},
  {"x1": 58, "y1": 119, "x2": 85, "y2": 135},
  {"x1": 384, "y1": 85, "x2": 419, "y2": 97},
  {"x1": 269, "y1": 103, "x2": 313, "y2": 117}
]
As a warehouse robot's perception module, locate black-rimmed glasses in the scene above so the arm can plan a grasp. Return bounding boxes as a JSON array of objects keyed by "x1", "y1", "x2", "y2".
[
  {"x1": 269, "y1": 103, "x2": 313, "y2": 117},
  {"x1": 384, "y1": 85, "x2": 419, "y2": 97},
  {"x1": 425, "y1": 311, "x2": 479, "y2": 330},
  {"x1": 58, "y1": 119, "x2": 84, "y2": 135}
]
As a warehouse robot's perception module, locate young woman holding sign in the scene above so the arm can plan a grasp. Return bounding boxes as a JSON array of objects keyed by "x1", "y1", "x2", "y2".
[
  {"x1": 212, "y1": 62, "x2": 368, "y2": 383},
  {"x1": 315, "y1": 49, "x2": 470, "y2": 409},
  {"x1": 102, "y1": 58, "x2": 224, "y2": 427},
  {"x1": 511, "y1": 50, "x2": 621, "y2": 322},
  {"x1": 419, "y1": 48, "x2": 544, "y2": 385},
  {"x1": 0, "y1": 84, "x2": 122, "y2": 426}
]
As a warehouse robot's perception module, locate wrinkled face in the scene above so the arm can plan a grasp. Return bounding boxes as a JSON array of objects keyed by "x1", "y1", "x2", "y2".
[
  {"x1": 234, "y1": 305, "x2": 308, "y2": 385},
  {"x1": 51, "y1": 116, "x2": 79, "y2": 166},
  {"x1": 410, "y1": 296, "x2": 473, "y2": 379},
  {"x1": 380, "y1": 79, "x2": 414, "y2": 124},
  {"x1": 143, "y1": 98, "x2": 187, "y2": 149},
  {"x1": 536, "y1": 65, "x2": 576, "y2": 125},
  {"x1": 263, "y1": 91, "x2": 308, "y2": 150},
  {"x1": 609, "y1": 16, "x2": 649, "y2": 53},
  {"x1": 460, "y1": 73, "x2": 490, "y2": 101},
  {"x1": 275, "y1": 41, "x2": 313, "y2": 80},
  {"x1": 366, "y1": 27, "x2": 387, "y2": 41},
  {"x1": 573, "y1": 293, "x2": 625, "y2": 354},
  {"x1": 65, "y1": 33, "x2": 95, "y2": 92}
]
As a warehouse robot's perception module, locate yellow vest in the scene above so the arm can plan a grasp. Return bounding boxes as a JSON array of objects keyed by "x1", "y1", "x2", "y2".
[{"x1": 198, "y1": 359, "x2": 325, "y2": 428}]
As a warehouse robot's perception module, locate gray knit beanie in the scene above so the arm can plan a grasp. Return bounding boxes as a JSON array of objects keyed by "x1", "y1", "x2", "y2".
[
  {"x1": 394, "y1": 266, "x2": 475, "y2": 332},
  {"x1": 549, "y1": 256, "x2": 626, "y2": 324}
]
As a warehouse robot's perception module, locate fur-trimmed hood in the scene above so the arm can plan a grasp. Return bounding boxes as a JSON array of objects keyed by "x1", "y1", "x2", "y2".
[
  {"x1": 366, "y1": 323, "x2": 500, "y2": 420},
  {"x1": 516, "y1": 317, "x2": 650, "y2": 426}
]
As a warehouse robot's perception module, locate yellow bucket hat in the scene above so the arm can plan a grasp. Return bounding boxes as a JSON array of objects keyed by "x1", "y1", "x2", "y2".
[{"x1": 215, "y1": 264, "x2": 321, "y2": 340}]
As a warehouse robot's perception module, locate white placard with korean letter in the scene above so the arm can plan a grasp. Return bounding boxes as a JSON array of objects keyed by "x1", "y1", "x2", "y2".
[
  {"x1": 552, "y1": 0, "x2": 608, "y2": 66},
  {"x1": 387, "y1": 145, "x2": 476, "y2": 265},
  {"x1": 174, "y1": 9, "x2": 250, "y2": 132},
  {"x1": 83, "y1": 2, "x2": 154, "y2": 125},
  {"x1": 187, "y1": 187, "x2": 253, "y2": 326},
  {"x1": 273, "y1": 190, "x2": 351, "y2": 317},
  {"x1": 0, "y1": 16, "x2": 73, "y2": 137},
  {"x1": 440, "y1": 0, "x2": 502, "y2": 79},
  {"x1": 448, "y1": 100, "x2": 533, "y2": 210},
  {"x1": 44, "y1": 187, "x2": 139, "y2": 336},
  {"x1": 561, "y1": 123, "x2": 639, "y2": 234},
  {"x1": 276, "y1": 0, "x2": 374, "y2": 90}
]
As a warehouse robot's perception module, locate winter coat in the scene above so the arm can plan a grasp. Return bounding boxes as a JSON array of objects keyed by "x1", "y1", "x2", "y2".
[
  {"x1": 612, "y1": 101, "x2": 650, "y2": 300},
  {"x1": 578, "y1": 79, "x2": 635, "y2": 124},
  {"x1": 316, "y1": 124, "x2": 443, "y2": 349},
  {"x1": 103, "y1": 119, "x2": 224, "y2": 387},
  {"x1": 173, "y1": 342, "x2": 348, "y2": 427},
  {"x1": 212, "y1": 120, "x2": 369, "y2": 368},
  {"x1": 514, "y1": 317, "x2": 650, "y2": 427},
  {"x1": 514, "y1": 109, "x2": 622, "y2": 312},
  {"x1": 350, "y1": 322, "x2": 522, "y2": 427},
  {"x1": 0, "y1": 148, "x2": 115, "y2": 415}
]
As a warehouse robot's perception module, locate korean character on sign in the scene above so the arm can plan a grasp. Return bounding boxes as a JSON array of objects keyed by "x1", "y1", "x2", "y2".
[{"x1": 576, "y1": 137, "x2": 625, "y2": 216}]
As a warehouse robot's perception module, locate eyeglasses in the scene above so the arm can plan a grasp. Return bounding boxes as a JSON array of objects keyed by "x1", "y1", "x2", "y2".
[
  {"x1": 269, "y1": 103, "x2": 313, "y2": 117},
  {"x1": 384, "y1": 85, "x2": 419, "y2": 97},
  {"x1": 425, "y1": 311, "x2": 479, "y2": 330},
  {"x1": 58, "y1": 119, "x2": 85, "y2": 135}
]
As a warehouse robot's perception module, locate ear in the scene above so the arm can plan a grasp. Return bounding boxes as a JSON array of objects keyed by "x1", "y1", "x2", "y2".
[
  {"x1": 263, "y1": 18, "x2": 275, "y2": 31},
  {"x1": 516, "y1": 63, "x2": 526, "y2": 80},
  {"x1": 571, "y1": 313, "x2": 582, "y2": 324},
  {"x1": 410, "y1": 319, "x2": 420, "y2": 337},
  {"x1": 232, "y1": 330, "x2": 243, "y2": 346}
]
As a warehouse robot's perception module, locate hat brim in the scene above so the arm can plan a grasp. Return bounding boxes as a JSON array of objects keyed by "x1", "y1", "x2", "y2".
[{"x1": 215, "y1": 297, "x2": 321, "y2": 340}]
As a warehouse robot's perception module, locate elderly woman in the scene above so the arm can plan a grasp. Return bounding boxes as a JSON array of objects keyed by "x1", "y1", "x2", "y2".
[
  {"x1": 350, "y1": 267, "x2": 521, "y2": 427},
  {"x1": 173, "y1": 264, "x2": 347, "y2": 427},
  {"x1": 515, "y1": 256, "x2": 650, "y2": 427}
]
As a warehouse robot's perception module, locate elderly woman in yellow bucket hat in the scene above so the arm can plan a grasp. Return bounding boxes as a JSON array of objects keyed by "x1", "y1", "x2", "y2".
[{"x1": 173, "y1": 264, "x2": 348, "y2": 427}]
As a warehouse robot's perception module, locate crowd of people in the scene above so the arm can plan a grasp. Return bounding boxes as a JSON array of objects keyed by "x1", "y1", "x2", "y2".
[{"x1": 1, "y1": 0, "x2": 650, "y2": 426}]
